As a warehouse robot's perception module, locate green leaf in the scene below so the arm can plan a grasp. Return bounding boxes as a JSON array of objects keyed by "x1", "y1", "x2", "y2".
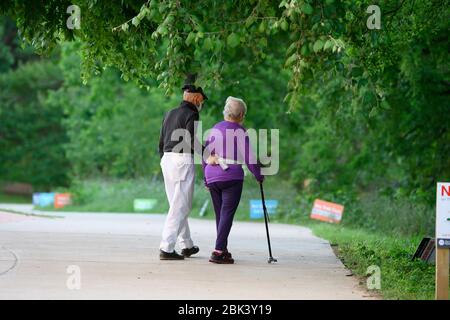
[
  {"x1": 166, "y1": 14, "x2": 175, "y2": 24},
  {"x1": 132, "y1": 17, "x2": 140, "y2": 27},
  {"x1": 301, "y1": 43, "x2": 309, "y2": 56},
  {"x1": 259, "y1": 37, "x2": 268, "y2": 48},
  {"x1": 149, "y1": 9, "x2": 158, "y2": 19},
  {"x1": 281, "y1": 19, "x2": 289, "y2": 31},
  {"x1": 142, "y1": 7, "x2": 151, "y2": 17},
  {"x1": 203, "y1": 37, "x2": 213, "y2": 51},
  {"x1": 286, "y1": 42, "x2": 297, "y2": 55},
  {"x1": 313, "y1": 39, "x2": 324, "y2": 53},
  {"x1": 369, "y1": 106, "x2": 379, "y2": 118},
  {"x1": 381, "y1": 100, "x2": 391, "y2": 110},
  {"x1": 245, "y1": 16, "x2": 256, "y2": 28},
  {"x1": 185, "y1": 32, "x2": 196, "y2": 46},
  {"x1": 302, "y1": 3, "x2": 314, "y2": 15},
  {"x1": 121, "y1": 23, "x2": 129, "y2": 32},
  {"x1": 258, "y1": 21, "x2": 266, "y2": 33},
  {"x1": 137, "y1": 10, "x2": 146, "y2": 20},
  {"x1": 285, "y1": 53, "x2": 298, "y2": 66},
  {"x1": 324, "y1": 40, "x2": 333, "y2": 51},
  {"x1": 157, "y1": 25, "x2": 168, "y2": 35},
  {"x1": 227, "y1": 33, "x2": 240, "y2": 48},
  {"x1": 352, "y1": 67, "x2": 363, "y2": 77},
  {"x1": 214, "y1": 38, "x2": 223, "y2": 53},
  {"x1": 158, "y1": 3, "x2": 166, "y2": 13},
  {"x1": 279, "y1": 1, "x2": 288, "y2": 8}
]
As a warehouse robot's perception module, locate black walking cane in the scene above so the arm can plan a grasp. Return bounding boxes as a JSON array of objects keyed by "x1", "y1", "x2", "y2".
[{"x1": 259, "y1": 182, "x2": 277, "y2": 264}]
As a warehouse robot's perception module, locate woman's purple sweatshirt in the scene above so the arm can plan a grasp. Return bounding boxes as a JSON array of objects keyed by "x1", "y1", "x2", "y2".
[{"x1": 202, "y1": 120, "x2": 264, "y2": 185}]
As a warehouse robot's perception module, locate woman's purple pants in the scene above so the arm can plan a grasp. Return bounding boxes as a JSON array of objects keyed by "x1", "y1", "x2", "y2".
[{"x1": 207, "y1": 180, "x2": 243, "y2": 251}]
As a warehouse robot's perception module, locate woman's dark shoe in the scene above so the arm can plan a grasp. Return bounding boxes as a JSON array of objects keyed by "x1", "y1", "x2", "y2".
[
  {"x1": 181, "y1": 246, "x2": 200, "y2": 257},
  {"x1": 223, "y1": 250, "x2": 232, "y2": 259},
  {"x1": 209, "y1": 251, "x2": 235, "y2": 264},
  {"x1": 159, "y1": 250, "x2": 185, "y2": 260}
]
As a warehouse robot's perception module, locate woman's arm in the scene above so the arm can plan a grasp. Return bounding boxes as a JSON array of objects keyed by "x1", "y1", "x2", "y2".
[{"x1": 239, "y1": 130, "x2": 264, "y2": 182}]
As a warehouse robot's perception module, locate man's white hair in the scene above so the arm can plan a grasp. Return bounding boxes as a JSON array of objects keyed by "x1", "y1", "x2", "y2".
[{"x1": 223, "y1": 96, "x2": 247, "y2": 120}]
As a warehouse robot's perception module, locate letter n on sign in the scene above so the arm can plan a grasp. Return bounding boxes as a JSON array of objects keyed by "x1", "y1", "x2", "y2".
[
  {"x1": 310, "y1": 199, "x2": 344, "y2": 224},
  {"x1": 442, "y1": 185, "x2": 450, "y2": 197}
]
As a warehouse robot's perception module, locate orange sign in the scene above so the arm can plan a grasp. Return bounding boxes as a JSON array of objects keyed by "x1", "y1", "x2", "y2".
[
  {"x1": 310, "y1": 199, "x2": 344, "y2": 224},
  {"x1": 54, "y1": 193, "x2": 72, "y2": 209}
]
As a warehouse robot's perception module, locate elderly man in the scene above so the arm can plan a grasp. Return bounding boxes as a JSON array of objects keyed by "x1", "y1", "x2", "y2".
[
  {"x1": 158, "y1": 75, "x2": 211, "y2": 260},
  {"x1": 202, "y1": 96, "x2": 264, "y2": 264}
]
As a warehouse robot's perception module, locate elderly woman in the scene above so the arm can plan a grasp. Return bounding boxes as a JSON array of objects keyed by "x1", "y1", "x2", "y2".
[{"x1": 202, "y1": 96, "x2": 264, "y2": 264}]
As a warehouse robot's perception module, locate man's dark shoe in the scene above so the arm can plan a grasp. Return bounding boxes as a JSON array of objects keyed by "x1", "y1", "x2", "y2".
[
  {"x1": 160, "y1": 250, "x2": 185, "y2": 260},
  {"x1": 209, "y1": 251, "x2": 234, "y2": 264},
  {"x1": 181, "y1": 246, "x2": 200, "y2": 257}
]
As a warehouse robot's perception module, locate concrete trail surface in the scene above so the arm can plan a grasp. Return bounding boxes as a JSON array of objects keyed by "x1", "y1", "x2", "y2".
[{"x1": 0, "y1": 204, "x2": 376, "y2": 299}]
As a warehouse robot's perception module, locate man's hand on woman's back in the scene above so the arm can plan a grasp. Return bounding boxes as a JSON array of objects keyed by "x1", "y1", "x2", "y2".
[{"x1": 206, "y1": 154, "x2": 219, "y2": 165}]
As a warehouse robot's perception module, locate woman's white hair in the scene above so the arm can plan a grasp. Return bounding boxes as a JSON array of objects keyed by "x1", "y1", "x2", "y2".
[{"x1": 223, "y1": 96, "x2": 247, "y2": 120}]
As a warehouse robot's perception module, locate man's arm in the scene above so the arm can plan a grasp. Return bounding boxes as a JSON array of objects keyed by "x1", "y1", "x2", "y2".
[
  {"x1": 186, "y1": 112, "x2": 206, "y2": 156},
  {"x1": 159, "y1": 114, "x2": 166, "y2": 159}
]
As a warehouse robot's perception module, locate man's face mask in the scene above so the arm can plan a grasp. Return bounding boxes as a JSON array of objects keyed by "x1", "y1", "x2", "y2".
[{"x1": 197, "y1": 101, "x2": 204, "y2": 112}]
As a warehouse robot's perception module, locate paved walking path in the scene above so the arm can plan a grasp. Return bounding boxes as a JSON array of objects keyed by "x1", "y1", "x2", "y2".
[{"x1": 0, "y1": 204, "x2": 376, "y2": 299}]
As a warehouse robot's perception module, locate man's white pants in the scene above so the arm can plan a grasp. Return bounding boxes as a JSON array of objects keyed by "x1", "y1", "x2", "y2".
[{"x1": 160, "y1": 152, "x2": 195, "y2": 253}]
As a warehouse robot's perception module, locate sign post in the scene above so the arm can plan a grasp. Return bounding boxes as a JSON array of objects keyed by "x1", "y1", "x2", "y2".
[{"x1": 436, "y1": 182, "x2": 450, "y2": 300}]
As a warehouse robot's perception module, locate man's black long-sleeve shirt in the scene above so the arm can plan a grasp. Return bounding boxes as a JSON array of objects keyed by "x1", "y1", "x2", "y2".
[{"x1": 159, "y1": 100, "x2": 205, "y2": 158}]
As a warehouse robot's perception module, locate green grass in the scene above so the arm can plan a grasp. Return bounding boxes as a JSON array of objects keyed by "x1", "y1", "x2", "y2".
[
  {"x1": 39, "y1": 177, "x2": 298, "y2": 222},
  {"x1": 306, "y1": 222, "x2": 439, "y2": 300},
  {"x1": 32, "y1": 177, "x2": 443, "y2": 300},
  {"x1": 50, "y1": 178, "x2": 171, "y2": 213}
]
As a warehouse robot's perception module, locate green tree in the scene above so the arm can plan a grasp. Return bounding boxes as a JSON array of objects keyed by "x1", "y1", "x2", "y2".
[
  {"x1": 0, "y1": 15, "x2": 37, "y2": 73},
  {"x1": 46, "y1": 42, "x2": 181, "y2": 179},
  {"x1": 0, "y1": 60, "x2": 67, "y2": 188}
]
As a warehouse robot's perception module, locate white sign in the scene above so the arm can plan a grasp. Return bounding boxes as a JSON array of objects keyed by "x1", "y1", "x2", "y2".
[
  {"x1": 133, "y1": 199, "x2": 157, "y2": 212},
  {"x1": 436, "y1": 182, "x2": 450, "y2": 248}
]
